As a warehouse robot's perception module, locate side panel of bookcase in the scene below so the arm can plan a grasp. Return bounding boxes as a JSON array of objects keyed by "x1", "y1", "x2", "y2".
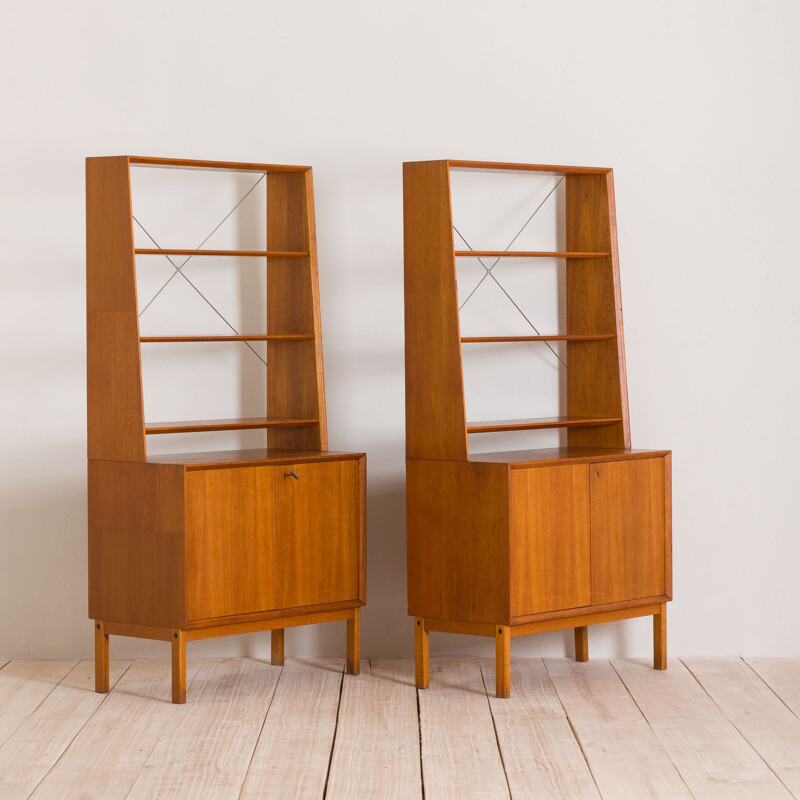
[
  {"x1": 565, "y1": 172, "x2": 631, "y2": 448},
  {"x1": 403, "y1": 161, "x2": 468, "y2": 462},
  {"x1": 88, "y1": 460, "x2": 186, "y2": 628},
  {"x1": 86, "y1": 156, "x2": 146, "y2": 462},
  {"x1": 266, "y1": 170, "x2": 327, "y2": 450}
]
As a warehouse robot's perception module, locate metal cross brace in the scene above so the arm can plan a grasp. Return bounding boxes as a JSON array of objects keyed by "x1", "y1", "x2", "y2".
[{"x1": 135, "y1": 173, "x2": 268, "y2": 366}]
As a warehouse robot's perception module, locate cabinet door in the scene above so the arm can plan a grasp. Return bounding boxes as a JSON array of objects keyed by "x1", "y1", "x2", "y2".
[
  {"x1": 510, "y1": 464, "x2": 591, "y2": 616},
  {"x1": 185, "y1": 466, "x2": 276, "y2": 621},
  {"x1": 275, "y1": 460, "x2": 361, "y2": 609},
  {"x1": 590, "y1": 458, "x2": 666, "y2": 605}
]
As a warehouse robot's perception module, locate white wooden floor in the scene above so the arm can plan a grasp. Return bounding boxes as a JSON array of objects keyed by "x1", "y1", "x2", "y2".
[{"x1": 0, "y1": 657, "x2": 798, "y2": 799}]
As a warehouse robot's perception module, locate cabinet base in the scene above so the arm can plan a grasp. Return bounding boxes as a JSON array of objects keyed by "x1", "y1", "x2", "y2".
[
  {"x1": 414, "y1": 602, "x2": 668, "y2": 698},
  {"x1": 94, "y1": 606, "x2": 361, "y2": 704}
]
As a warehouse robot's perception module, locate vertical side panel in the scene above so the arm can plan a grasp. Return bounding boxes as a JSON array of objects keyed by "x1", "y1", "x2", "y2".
[
  {"x1": 406, "y1": 460, "x2": 510, "y2": 624},
  {"x1": 566, "y1": 171, "x2": 630, "y2": 448},
  {"x1": 266, "y1": 169, "x2": 326, "y2": 450},
  {"x1": 357, "y1": 454, "x2": 367, "y2": 604},
  {"x1": 86, "y1": 157, "x2": 146, "y2": 461},
  {"x1": 88, "y1": 460, "x2": 186, "y2": 628},
  {"x1": 664, "y1": 452, "x2": 672, "y2": 599},
  {"x1": 403, "y1": 161, "x2": 468, "y2": 461}
]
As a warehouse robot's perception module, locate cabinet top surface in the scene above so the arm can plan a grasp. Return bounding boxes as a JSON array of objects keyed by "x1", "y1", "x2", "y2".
[
  {"x1": 145, "y1": 448, "x2": 365, "y2": 469},
  {"x1": 461, "y1": 447, "x2": 670, "y2": 468}
]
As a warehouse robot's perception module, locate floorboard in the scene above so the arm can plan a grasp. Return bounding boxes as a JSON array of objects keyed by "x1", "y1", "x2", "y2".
[
  {"x1": 326, "y1": 659, "x2": 422, "y2": 800},
  {"x1": 124, "y1": 658, "x2": 281, "y2": 800},
  {"x1": 0, "y1": 657, "x2": 798, "y2": 799},
  {"x1": 614, "y1": 658, "x2": 791, "y2": 799},
  {"x1": 683, "y1": 657, "x2": 800, "y2": 798},
  {"x1": 239, "y1": 658, "x2": 343, "y2": 800},
  {"x1": 0, "y1": 661, "x2": 129, "y2": 800},
  {"x1": 745, "y1": 658, "x2": 800, "y2": 719},
  {"x1": 0, "y1": 661, "x2": 77, "y2": 749},
  {"x1": 545, "y1": 658, "x2": 693, "y2": 800},
  {"x1": 483, "y1": 658, "x2": 600, "y2": 800},
  {"x1": 29, "y1": 659, "x2": 204, "y2": 799},
  {"x1": 419, "y1": 659, "x2": 510, "y2": 800}
]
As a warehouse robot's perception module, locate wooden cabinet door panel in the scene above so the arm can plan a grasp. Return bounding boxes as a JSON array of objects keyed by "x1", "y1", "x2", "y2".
[
  {"x1": 590, "y1": 457, "x2": 666, "y2": 605},
  {"x1": 185, "y1": 466, "x2": 276, "y2": 621},
  {"x1": 275, "y1": 460, "x2": 360, "y2": 609},
  {"x1": 510, "y1": 464, "x2": 591, "y2": 616}
]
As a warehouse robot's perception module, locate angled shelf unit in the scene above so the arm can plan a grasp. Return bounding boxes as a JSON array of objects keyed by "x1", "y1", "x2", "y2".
[
  {"x1": 87, "y1": 155, "x2": 365, "y2": 703},
  {"x1": 404, "y1": 159, "x2": 672, "y2": 698}
]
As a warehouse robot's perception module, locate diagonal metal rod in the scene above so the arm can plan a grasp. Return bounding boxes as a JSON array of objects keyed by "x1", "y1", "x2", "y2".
[
  {"x1": 486, "y1": 269, "x2": 566, "y2": 368},
  {"x1": 458, "y1": 177, "x2": 564, "y2": 311},
  {"x1": 456, "y1": 223, "x2": 567, "y2": 369},
  {"x1": 137, "y1": 172, "x2": 267, "y2": 315},
  {"x1": 134, "y1": 173, "x2": 268, "y2": 366},
  {"x1": 134, "y1": 217, "x2": 267, "y2": 366},
  {"x1": 173, "y1": 271, "x2": 268, "y2": 366},
  {"x1": 454, "y1": 176, "x2": 567, "y2": 368},
  {"x1": 188, "y1": 172, "x2": 267, "y2": 254},
  {"x1": 133, "y1": 219, "x2": 184, "y2": 315}
]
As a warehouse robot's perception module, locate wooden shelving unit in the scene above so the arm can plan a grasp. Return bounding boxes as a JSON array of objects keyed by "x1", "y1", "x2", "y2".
[
  {"x1": 87, "y1": 155, "x2": 365, "y2": 703},
  {"x1": 404, "y1": 159, "x2": 672, "y2": 698}
]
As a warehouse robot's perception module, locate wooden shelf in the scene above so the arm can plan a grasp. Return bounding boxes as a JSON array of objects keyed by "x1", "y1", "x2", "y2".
[
  {"x1": 455, "y1": 251, "x2": 610, "y2": 259},
  {"x1": 461, "y1": 335, "x2": 614, "y2": 343},
  {"x1": 140, "y1": 334, "x2": 314, "y2": 343},
  {"x1": 134, "y1": 249, "x2": 308, "y2": 258},
  {"x1": 466, "y1": 416, "x2": 623, "y2": 434},
  {"x1": 128, "y1": 156, "x2": 309, "y2": 173},
  {"x1": 145, "y1": 417, "x2": 319, "y2": 435},
  {"x1": 446, "y1": 160, "x2": 611, "y2": 175},
  {"x1": 147, "y1": 448, "x2": 366, "y2": 469}
]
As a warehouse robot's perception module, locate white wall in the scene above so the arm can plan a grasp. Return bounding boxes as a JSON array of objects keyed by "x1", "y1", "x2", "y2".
[{"x1": 1, "y1": 0, "x2": 798, "y2": 661}]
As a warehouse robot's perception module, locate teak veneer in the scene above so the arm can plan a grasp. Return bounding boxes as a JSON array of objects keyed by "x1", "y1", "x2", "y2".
[
  {"x1": 87, "y1": 156, "x2": 366, "y2": 702},
  {"x1": 403, "y1": 159, "x2": 672, "y2": 697}
]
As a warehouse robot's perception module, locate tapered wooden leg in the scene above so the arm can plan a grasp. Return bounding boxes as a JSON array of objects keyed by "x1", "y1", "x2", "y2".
[
  {"x1": 574, "y1": 626, "x2": 589, "y2": 662},
  {"x1": 495, "y1": 625, "x2": 511, "y2": 698},
  {"x1": 271, "y1": 628, "x2": 285, "y2": 666},
  {"x1": 171, "y1": 630, "x2": 186, "y2": 704},
  {"x1": 654, "y1": 604, "x2": 667, "y2": 670},
  {"x1": 414, "y1": 618, "x2": 429, "y2": 689},
  {"x1": 346, "y1": 608, "x2": 360, "y2": 676},
  {"x1": 94, "y1": 620, "x2": 109, "y2": 694}
]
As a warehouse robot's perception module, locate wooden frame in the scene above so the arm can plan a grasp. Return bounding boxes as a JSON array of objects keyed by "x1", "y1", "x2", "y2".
[
  {"x1": 94, "y1": 607, "x2": 361, "y2": 703},
  {"x1": 404, "y1": 160, "x2": 672, "y2": 697},
  {"x1": 87, "y1": 156, "x2": 365, "y2": 702}
]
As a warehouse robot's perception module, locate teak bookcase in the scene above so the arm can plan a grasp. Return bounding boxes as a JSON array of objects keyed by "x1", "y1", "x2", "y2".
[
  {"x1": 404, "y1": 160, "x2": 672, "y2": 698},
  {"x1": 87, "y1": 156, "x2": 365, "y2": 703}
]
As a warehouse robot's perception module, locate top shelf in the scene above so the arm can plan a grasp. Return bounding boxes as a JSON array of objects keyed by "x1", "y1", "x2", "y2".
[
  {"x1": 446, "y1": 160, "x2": 611, "y2": 175},
  {"x1": 455, "y1": 251, "x2": 610, "y2": 259},
  {"x1": 127, "y1": 156, "x2": 310, "y2": 173},
  {"x1": 135, "y1": 249, "x2": 308, "y2": 258}
]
